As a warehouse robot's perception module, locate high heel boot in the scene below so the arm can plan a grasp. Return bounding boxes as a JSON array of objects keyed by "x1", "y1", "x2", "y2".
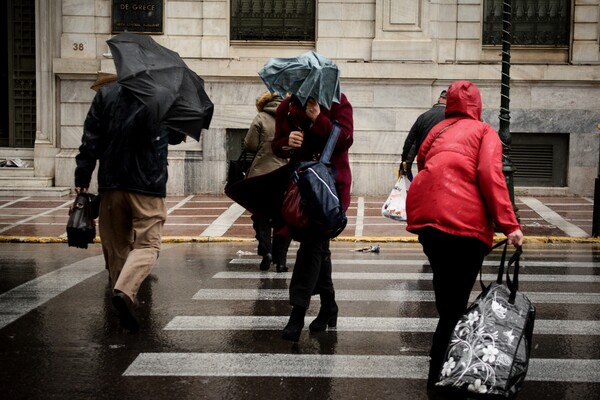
[
  {"x1": 282, "y1": 305, "x2": 306, "y2": 342},
  {"x1": 309, "y1": 291, "x2": 338, "y2": 332}
]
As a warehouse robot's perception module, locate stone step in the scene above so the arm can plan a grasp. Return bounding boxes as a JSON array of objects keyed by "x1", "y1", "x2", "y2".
[
  {"x1": 0, "y1": 176, "x2": 55, "y2": 187},
  {"x1": 0, "y1": 186, "x2": 71, "y2": 197},
  {"x1": 0, "y1": 175, "x2": 71, "y2": 197},
  {"x1": 0, "y1": 166, "x2": 34, "y2": 177}
]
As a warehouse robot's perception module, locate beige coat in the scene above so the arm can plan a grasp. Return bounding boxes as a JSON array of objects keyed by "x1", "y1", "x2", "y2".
[{"x1": 244, "y1": 94, "x2": 288, "y2": 178}]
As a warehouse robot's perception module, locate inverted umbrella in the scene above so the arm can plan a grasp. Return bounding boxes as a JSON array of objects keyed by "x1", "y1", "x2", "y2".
[
  {"x1": 258, "y1": 51, "x2": 340, "y2": 109},
  {"x1": 107, "y1": 33, "x2": 214, "y2": 141}
]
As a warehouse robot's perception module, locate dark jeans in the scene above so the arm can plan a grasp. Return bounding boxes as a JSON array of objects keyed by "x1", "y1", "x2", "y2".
[
  {"x1": 289, "y1": 237, "x2": 333, "y2": 308},
  {"x1": 418, "y1": 227, "x2": 489, "y2": 385},
  {"x1": 251, "y1": 214, "x2": 291, "y2": 265}
]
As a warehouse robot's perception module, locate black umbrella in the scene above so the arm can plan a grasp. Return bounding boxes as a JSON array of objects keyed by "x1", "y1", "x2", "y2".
[
  {"x1": 258, "y1": 51, "x2": 341, "y2": 108},
  {"x1": 107, "y1": 33, "x2": 214, "y2": 141}
]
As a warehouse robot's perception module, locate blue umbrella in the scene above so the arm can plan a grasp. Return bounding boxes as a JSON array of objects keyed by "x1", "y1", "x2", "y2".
[{"x1": 258, "y1": 51, "x2": 340, "y2": 109}]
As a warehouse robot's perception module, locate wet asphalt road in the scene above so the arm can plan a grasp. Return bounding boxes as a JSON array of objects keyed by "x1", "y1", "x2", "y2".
[{"x1": 0, "y1": 241, "x2": 599, "y2": 400}]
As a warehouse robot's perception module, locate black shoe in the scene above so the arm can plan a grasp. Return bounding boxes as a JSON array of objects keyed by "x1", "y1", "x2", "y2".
[
  {"x1": 282, "y1": 306, "x2": 306, "y2": 342},
  {"x1": 260, "y1": 253, "x2": 272, "y2": 271},
  {"x1": 309, "y1": 303, "x2": 339, "y2": 332},
  {"x1": 112, "y1": 291, "x2": 140, "y2": 333},
  {"x1": 275, "y1": 264, "x2": 288, "y2": 273}
]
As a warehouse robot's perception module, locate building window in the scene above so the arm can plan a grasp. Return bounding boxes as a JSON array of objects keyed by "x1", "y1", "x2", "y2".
[
  {"x1": 483, "y1": 0, "x2": 570, "y2": 46},
  {"x1": 231, "y1": 0, "x2": 316, "y2": 41}
]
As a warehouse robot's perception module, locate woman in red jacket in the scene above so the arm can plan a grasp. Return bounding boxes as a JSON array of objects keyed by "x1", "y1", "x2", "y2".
[
  {"x1": 406, "y1": 80, "x2": 523, "y2": 391},
  {"x1": 272, "y1": 93, "x2": 353, "y2": 342}
]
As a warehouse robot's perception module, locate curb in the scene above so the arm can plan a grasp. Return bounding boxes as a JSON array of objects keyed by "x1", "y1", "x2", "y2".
[{"x1": 1, "y1": 235, "x2": 598, "y2": 244}]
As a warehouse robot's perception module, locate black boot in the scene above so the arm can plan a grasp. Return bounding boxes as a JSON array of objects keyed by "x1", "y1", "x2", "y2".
[
  {"x1": 259, "y1": 253, "x2": 272, "y2": 271},
  {"x1": 275, "y1": 263, "x2": 288, "y2": 273},
  {"x1": 282, "y1": 305, "x2": 306, "y2": 342},
  {"x1": 112, "y1": 290, "x2": 140, "y2": 333},
  {"x1": 272, "y1": 234, "x2": 291, "y2": 273},
  {"x1": 309, "y1": 291, "x2": 338, "y2": 332}
]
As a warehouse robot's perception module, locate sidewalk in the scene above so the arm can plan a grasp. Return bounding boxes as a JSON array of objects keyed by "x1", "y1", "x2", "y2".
[{"x1": 0, "y1": 194, "x2": 597, "y2": 243}]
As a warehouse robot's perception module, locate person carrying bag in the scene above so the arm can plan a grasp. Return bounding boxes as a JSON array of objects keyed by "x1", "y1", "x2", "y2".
[
  {"x1": 405, "y1": 81, "x2": 524, "y2": 394},
  {"x1": 434, "y1": 240, "x2": 535, "y2": 399},
  {"x1": 281, "y1": 121, "x2": 347, "y2": 240},
  {"x1": 271, "y1": 91, "x2": 354, "y2": 343}
]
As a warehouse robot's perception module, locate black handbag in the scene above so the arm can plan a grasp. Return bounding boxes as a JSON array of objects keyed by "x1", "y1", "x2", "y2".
[
  {"x1": 281, "y1": 122, "x2": 347, "y2": 240},
  {"x1": 435, "y1": 240, "x2": 535, "y2": 399},
  {"x1": 66, "y1": 193, "x2": 97, "y2": 249},
  {"x1": 226, "y1": 150, "x2": 255, "y2": 189}
]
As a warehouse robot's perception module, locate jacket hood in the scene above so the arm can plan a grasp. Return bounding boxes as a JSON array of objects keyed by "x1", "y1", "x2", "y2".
[
  {"x1": 444, "y1": 80, "x2": 482, "y2": 121},
  {"x1": 262, "y1": 98, "x2": 282, "y2": 116},
  {"x1": 256, "y1": 92, "x2": 283, "y2": 114}
]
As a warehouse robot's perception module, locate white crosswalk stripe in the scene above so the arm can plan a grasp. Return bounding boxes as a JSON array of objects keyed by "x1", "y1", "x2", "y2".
[
  {"x1": 192, "y1": 288, "x2": 600, "y2": 304},
  {"x1": 124, "y1": 353, "x2": 600, "y2": 383},
  {"x1": 164, "y1": 316, "x2": 600, "y2": 336},
  {"x1": 214, "y1": 271, "x2": 600, "y2": 283},
  {"x1": 230, "y1": 258, "x2": 600, "y2": 268}
]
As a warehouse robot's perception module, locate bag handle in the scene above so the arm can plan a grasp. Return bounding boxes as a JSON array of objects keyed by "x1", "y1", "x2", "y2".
[
  {"x1": 478, "y1": 238, "x2": 524, "y2": 304},
  {"x1": 506, "y1": 245, "x2": 523, "y2": 304},
  {"x1": 319, "y1": 121, "x2": 341, "y2": 163},
  {"x1": 478, "y1": 239, "x2": 507, "y2": 291},
  {"x1": 495, "y1": 240, "x2": 509, "y2": 284}
]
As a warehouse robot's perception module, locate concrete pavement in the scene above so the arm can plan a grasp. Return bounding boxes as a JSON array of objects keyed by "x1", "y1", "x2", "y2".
[{"x1": 0, "y1": 194, "x2": 597, "y2": 243}]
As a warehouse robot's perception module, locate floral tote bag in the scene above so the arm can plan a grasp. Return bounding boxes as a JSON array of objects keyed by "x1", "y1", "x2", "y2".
[{"x1": 435, "y1": 241, "x2": 536, "y2": 399}]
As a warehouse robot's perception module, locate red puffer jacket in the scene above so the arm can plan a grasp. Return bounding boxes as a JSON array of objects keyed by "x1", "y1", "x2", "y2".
[{"x1": 406, "y1": 80, "x2": 521, "y2": 247}]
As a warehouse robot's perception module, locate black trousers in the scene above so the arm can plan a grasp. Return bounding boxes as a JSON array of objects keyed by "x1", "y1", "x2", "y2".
[
  {"x1": 417, "y1": 227, "x2": 489, "y2": 384},
  {"x1": 289, "y1": 237, "x2": 333, "y2": 308},
  {"x1": 251, "y1": 214, "x2": 291, "y2": 265}
]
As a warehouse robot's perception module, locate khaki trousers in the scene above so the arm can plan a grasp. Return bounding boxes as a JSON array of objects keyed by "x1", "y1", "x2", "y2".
[{"x1": 99, "y1": 190, "x2": 166, "y2": 300}]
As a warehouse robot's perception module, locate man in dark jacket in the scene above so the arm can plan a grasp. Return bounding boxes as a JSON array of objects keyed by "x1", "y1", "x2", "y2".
[
  {"x1": 74, "y1": 81, "x2": 185, "y2": 332},
  {"x1": 400, "y1": 89, "x2": 447, "y2": 175}
]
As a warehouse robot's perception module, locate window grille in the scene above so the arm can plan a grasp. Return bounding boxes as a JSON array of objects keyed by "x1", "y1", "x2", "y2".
[
  {"x1": 231, "y1": 0, "x2": 315, "y2": 41},
  {"x1": 483, "y1": 0, "x2": 570, "y2": 46},
  {"x1": 8, "y1": 0, "x2": 36, "y2": 148}
]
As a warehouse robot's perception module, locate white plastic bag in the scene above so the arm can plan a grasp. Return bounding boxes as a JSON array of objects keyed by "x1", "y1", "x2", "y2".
[{"x1": 381, "y1": 176, "x2": 410, "y2": 221}]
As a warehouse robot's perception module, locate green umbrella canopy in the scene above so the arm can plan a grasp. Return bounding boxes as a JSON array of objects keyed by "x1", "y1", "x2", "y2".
[{"x1": 258, "y1": 51, "x2": 341, "y2": 109}]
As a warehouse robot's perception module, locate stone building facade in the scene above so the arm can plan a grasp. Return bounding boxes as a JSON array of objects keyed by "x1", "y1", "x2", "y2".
[{"x1": 3, "y1": 0, "x2": 600, "y2": 196}]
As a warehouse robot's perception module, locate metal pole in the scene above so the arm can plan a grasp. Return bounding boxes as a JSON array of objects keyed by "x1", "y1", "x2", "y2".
[
  {"x1": 498, "y1": 0, "x2": 518, "y2": 216},
  {"x1": 593, "y1": 125, "x2": 600, "y2": 237}
]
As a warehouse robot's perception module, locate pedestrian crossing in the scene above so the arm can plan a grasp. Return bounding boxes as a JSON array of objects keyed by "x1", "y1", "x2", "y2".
[
  {"x1": 123, "y1": 244, "x2": 600, "y2": 396},
  {"x1": 1, "y1": 243, "x2": 599, "y2": 398}
]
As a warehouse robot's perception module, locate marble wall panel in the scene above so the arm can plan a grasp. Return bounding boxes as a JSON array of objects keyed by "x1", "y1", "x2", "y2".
[
  {"x1": 60, "y1": 103, "x2": 90, "y2": 127},
  {"x1": 167, "y1": 19, "x2": 203, "y2": 36},
  {"x1": 203, "y1": 1, "x2": 226, "y2": 18},
  {"x1": 63, "y1": 0, "x2": 94, "y2": 16},
  {"x1": 61, "y1": 126, "x2": 83, "y2": 149},
  {"x1": 201, "y1": 37, "x2": 228, "y2": 58},
  {"x1": 533, "y1": 86, "x2": 600, "y2": 110},
  {"x1": 572, "y1": 42, "x2": 600, "y2": 63},
  {"x1": 63, "y1": 16, "x2": 95, "y2": 33},
  {"x1": 168, "y1": 1, "x2": 203, "y2": 18}
]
